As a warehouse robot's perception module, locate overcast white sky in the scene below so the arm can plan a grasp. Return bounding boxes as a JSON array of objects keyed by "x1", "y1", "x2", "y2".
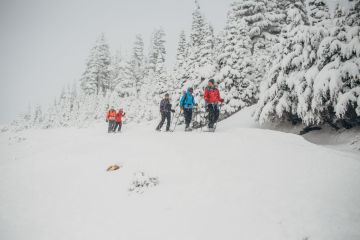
[
  {"x1": 0, "y1": 0, "x2": 234, "y2": 124},
  {"x1": 0, "y1": 0, "x2": 348, "y2": 124}
]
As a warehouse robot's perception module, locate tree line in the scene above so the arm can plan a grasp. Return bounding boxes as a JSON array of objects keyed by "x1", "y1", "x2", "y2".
[{"x1": 11, "y1": 0, "x2": 360, "y2": 131}]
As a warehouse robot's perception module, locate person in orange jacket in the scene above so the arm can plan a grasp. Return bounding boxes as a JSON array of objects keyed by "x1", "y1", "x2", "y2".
[
  {"x1": 204, "y1": 79, "x2": 224, "y2": 130},
  {"x1": 114, "y1": 108, "x2": 125, "y2": 132},
  {"x1": 106, "y1": 108, "x2": 117, "y2": 133}
]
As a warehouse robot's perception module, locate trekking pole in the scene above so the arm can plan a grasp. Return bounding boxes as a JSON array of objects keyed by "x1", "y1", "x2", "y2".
[
  {"x1": 170, "y1": 107, "x2": 178, "y2": 127},
  {"x1": 171, "y1": 94, "x2": 184, "y2": 132},
  {"x1": 197, "y1": 107, "x2": 203, "y2": 132},
  {"x1": 193, "y1": 107, "x2": 199, "y2": 131},
  {"x1": 194, "y1": 107, "x2": 199, "y2": 131},
  {"x1": 200, "y1": 107, "x2": 205, "y2": 132},
  {"x1": 172, "y1": 109, "x2": 182, "y2": 132},
  {"x1": 192, "y1": 106, "x2": 197, "y2": 130}
]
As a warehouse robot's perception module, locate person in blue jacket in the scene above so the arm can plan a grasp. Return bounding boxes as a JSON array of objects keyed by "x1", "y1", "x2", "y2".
[{"x1": 180, "y1": 87, "x2": 197, "y2": 131}]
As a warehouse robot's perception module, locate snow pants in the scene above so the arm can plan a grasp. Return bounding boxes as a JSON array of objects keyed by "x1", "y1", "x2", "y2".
[
  {"x1": 114, "y1": 122, "x2": 122, "y2": 132},
  {"x1": 207, "y1": 104, "x2": 219, "y2": 128},
  {"x1": 184, "y1": 108, "x2": 193, "y2": 128},
  {"x1": 157, "y1": 111, "x2": 171, "y2": 131},
  {"x1": 108, "y1": 120, "x2": 116, "y2": 133}
]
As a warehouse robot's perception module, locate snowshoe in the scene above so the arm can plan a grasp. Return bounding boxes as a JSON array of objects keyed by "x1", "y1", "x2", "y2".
[
  {"x1": 192, "y1": 121, "x2": 200, "y2": 129},
  {"x1": 204, "y1": 127, "x2": 215, "y2": 132},
  {"x1": 185, "y1": 127, "x2": 192, "y2": 132}
]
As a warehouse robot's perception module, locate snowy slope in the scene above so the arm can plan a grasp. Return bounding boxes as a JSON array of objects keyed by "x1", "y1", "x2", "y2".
[{"x1": 0, "y1": 109, "x2": 360, "y2": 240}]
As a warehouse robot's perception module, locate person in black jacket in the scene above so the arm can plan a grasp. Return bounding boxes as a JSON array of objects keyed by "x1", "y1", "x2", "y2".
[{"x1": 156, "y1": 93, "x2": 175, "y2": 131}]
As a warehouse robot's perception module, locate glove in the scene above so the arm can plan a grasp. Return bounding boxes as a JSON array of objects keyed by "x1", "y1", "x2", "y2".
[
  {"x1": 106, "y1": 119, "x2": 109, "y2": 123},
  {"x1": 171, "y1": 109, "x2": 175, "y2": 113},
  {"x1": 220, "y1": 98, "x2": 224, "y2": 103},
  {"x1": 195, "y1": 103, "x2": 198, "y2": 106}
]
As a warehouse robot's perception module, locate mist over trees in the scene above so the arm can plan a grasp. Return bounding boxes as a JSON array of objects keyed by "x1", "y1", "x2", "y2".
[{"x1": 12, "y1": 0, "x2": 360, "y2": 131}]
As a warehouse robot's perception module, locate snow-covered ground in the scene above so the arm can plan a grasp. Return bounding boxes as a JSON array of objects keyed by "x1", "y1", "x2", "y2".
[{"x1": 0, "y1": 109, "x2": 359, "y2": 240}]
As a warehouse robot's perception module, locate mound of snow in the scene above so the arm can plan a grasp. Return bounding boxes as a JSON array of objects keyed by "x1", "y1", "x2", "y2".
[
  {"x1": 219, "y1": 106, "x2": 360, "y2": 153},
  {"x1": 128, "y1": 171, "x2": 159, "y2": 194}
]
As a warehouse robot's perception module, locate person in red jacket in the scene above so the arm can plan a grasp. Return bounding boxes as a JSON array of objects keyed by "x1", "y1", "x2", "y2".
[
  {"x1": 204, "y1": 79, "x2": 224, "y2": 130},
  {"x1": 106, "y1": 108, "x2": 117, "y2": 133},
  {"x1": 114, "y1": 108, "x2": 125, "y2": 132}
]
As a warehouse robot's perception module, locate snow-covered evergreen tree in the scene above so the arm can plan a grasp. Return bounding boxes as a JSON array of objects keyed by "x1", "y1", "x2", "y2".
[
  {"x1": 173, "y1": 31, "x2": 188, "y2": 88},
  {"x1": 183, "y1": 1, "x2": 205, "y2": 89},
  {"x1": 278, "y1": 0, "x2": 309, "y2": 33},
  {"x1": 69, "y1": 82, "x2": 80, "y2": 126},
  {"x1": 110, "y1": 61, "x2": 137, "y2": 121},
  {"x1": 255, "y1": 1, "x2": 360, "y2": 127},
  {"x1": 254, "y1": 25, "x2": 329, "y2": 125},
  {"x1": 179, "y1": 1, "x2": 216, "y2": 109},
  {"x1": 80, "y1": 33, "x2": 111, "y2": 95},
  {"x1": 146, "y1": 28, "x2": 168, "y2": 97},
  {"x1": 312, "y1": 25, "x2": 360, "y2": 126},
  {"x1": 128, "y1": 35, "x2": 145, "y2": 97},
  {"x1": 109, "y1": 51, "x2": 127, "y2": 92},
  {"x1": 58, "y1": 86, "x2": 73, "y2": 126},
  {"x1": 200, "y1": 23, "x2": 215, "y2": 67},
  {"x1": 31, "y1": 105, "x2": 44, "y2": 127},
  {"x1": 333, "y1": 3, "x2": 347, "y2": 27},
  {"x1": 347, "y1": 0, "x2": 360, "y2": 27},
  {"x1": 216, "y1": 2, "x2": 257, "y2": 115},
  {"x1": 307, "y1": 0, "x2": 330, "y2": 26},
  {"x1": 152, "y1": 56, "x2": 169, "y2": 97},
  {"x1": 234, "y1": 0, "x2": 284, "y2": 97},
  {"x1": 42, "y1": 99, "x2": 61, "y2": 129},
  {"x1": 148, "y1": 28, "x2": 166, "y2": 73}
]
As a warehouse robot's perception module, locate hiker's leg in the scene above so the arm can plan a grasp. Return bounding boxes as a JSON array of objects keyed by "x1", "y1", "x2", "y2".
[
  {"x1": 166, "y1": 112, "x2": 171, "y2": 131},
  {"x1": 214, "y1": 105, "x2": 220, "y2": 123},
  {"x1": 208, "y1": 105, "x2": 215, "y2": 128},
  {"x1": 108, "y1": 121, "x2": 114, "y2": 133},
  {"x1": 157, "y1": 112, "x2": 166, "y2": 130}
]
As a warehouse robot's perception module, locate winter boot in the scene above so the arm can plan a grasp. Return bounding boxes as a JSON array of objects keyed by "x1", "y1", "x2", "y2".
[
  {"x1": 185, "y1": 127, "x2": 192, "y2": 132},
  {"x1": 207, "y1": 127, "x2": 215, "y2": 132}
]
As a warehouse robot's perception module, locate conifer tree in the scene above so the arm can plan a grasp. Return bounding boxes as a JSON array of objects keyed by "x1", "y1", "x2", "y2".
[
  {"x1": 216, "y1": 2, "x2": 256, "y2": 115},
  {"x1": 173, "y1": 30, "x2": 188, "y2": 89},
  {"x1": 148, "y1": 28, "x2": 166, "y2": 73},
  {"x1": 181, "y1": 0, "x2": 216, "y2": 107},
  {"x1": 312, "y1": 22, "x2": 360, "y2": 126},
  {"x1": 307, "y1": 0, "x2": 330, "y2": 26},
  {"x1": 347, "y1": 0, "x2": 360, "y2": 27},
  {"x1": 254, "y1": 26, "x2": 329, "y2": 125},
  {"x1": 128, "y1": 35, "x2": 145, "y2": 97},
  {"x1": 80, "y1": 33, "x2": 111, "y2": 95}
]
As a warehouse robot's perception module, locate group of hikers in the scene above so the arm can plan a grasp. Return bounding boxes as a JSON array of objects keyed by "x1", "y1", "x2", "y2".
[
  {"x1": 106, "y1": 79, "x2": 224, "y2": 133},
  {"x1": 156, "y1": 79, "x2": 224, "y2": 132},
  {"x1": 106, "y1": 108, "x2": 125, "y2": 133}
]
